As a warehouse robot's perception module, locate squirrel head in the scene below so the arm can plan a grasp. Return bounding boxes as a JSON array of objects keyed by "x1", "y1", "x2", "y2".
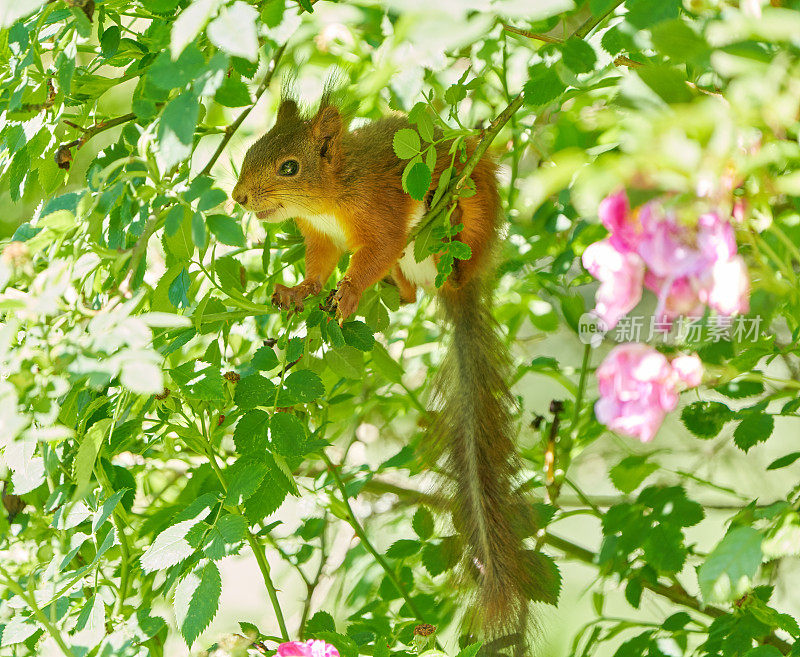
[{"x1": 232, "y1": 98, "x2": 344, "y2": 223}]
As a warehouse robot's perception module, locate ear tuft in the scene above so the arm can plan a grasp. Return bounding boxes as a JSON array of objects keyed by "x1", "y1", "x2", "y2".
[
  {"x1": 276, "y1": 99, "x2": 299, "y2": 123},
  {"x1": 312, "y1": 106, "x2": 342, "y2": 142}
]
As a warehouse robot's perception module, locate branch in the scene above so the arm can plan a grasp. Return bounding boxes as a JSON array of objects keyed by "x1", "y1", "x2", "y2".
[
  {"x1": 198, "y1": 42, "x2": 287, "y2": 177},
  {"x1": 358, "y1": 477, "x2": 792, "y2": 654},
  {"x1": 56, "y1": 112, "x2": 138, "y2": 170},
  {"x1": 410, "y1": 1, "x2": 624, "y2": 243}
]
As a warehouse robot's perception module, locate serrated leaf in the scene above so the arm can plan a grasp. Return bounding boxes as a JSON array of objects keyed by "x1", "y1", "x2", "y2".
[
  {"x1": 243, "y1": 454, "x2": 291, "y2": 522},
  {"x1": 202, "y1": 514, "x2": 247, "y2": 560},
  {"x1": 404, "y1": 162, "x2": 432, "y2": 201},
  {"x1": 225, "y1": 458, "x2": 268, "y2": 506},
  {"x1": 698, "y1": 527, "x2": 762, "y2": 603},
  {"x1": 233, "y1": 410, "x2": 270, "y2": 453},
  {"x1": 609, "y1": 455, "x2": 658, "y2": 494},
  {"x1": 733, "y1": 413, "x2": 774, "y2": 452},
  {"x1": 158, "y1": 91, "x2": 200, "y2": 168},
  {"x1": 92, "y1": 488, "x2": 127, "y2": 533},
  {"x1": 170, "y1": 361, "x2": 225, "y2": 402},
  {"x1": 174, "y1": 560, "x2": 221, "y2": 647},
  {"x1": 141, "y1": 514, "x2": 207, "y2": 573},
  {"x1": 168, "y1": 267, "x2": 192, "y2": 308},
  {"x1": 73, "y1": 418, "x2": 111, "y2": 499},
  {"x1": 207, "y1": 214, "x2": 245, "y2": 246},
  {"x1": 681, "y1": 401, "x2": 732, "y2": 438},
  {"x1": 341, "y1": 321, "x2": 375, "y2": 351},
  {"x1": 386, "y1": 539, "x2": 421, "y2": 559},
  {"x1": 252, "y1": 345, "x2": 279, "y2": 371},
  {"x1": 393, "y1": 128, "x2": 421, "y2": 159},
  {"x1": 207, "y1": 1, "x2": 258, "y2": 60},
  {"x1": 234, "y1": 374, "x2": 277, "y2": 410},
  {"x1": 370, "y1": 342, "x2": 403, "y2": 384},
  {"x1": 306, "y1": 611, "x2": 336, "y2": 635},
  {"x1": 524, "y1": 64, "x2": 566, "y2": 107},
  {"x1": 284, "y1": 369, "x2": 325, "y2": 403},
  {"x1": 456, "y1": 644, "x2": 483, "y2": 657},
  {"x1": 412, "y1": 507, "x2": 434, "y2": 540},
  {"x1": 270, "y1": 412, "x2": 305, "y2": 457},
  {"x1": 421, "y1": 536, "x2": 460, "y2": 577},
  {"x1": 560, "y1": 38, "x2": 597, "y2": 74}
]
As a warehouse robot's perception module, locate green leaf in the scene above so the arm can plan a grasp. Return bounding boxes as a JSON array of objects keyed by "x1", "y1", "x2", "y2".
[
  {"x1": 715, "y1": 380, "x2": 765, "y2": 399},
  {"x1": 609, "y1": 455, "x2": 658, "y2": 494},
  {"x1": 404, "y1": 162, "x2": 432, "y2": 201},
  {"x1": 524, "y1": 64, "x2": 566, "y2": 107},
  {"x1": 208, "y1": 1, "x2": 259, "y2": 61},
  {"x1": 560, "y1": 38, "x2": 597, "y2": 74},
  {"x1": 341, "y1": 321, "x2": 375, "y2": 351},
  {"x1": 767, "y1": 452, "x2": 800, "y2": 471},
  {"x1": 523, "y1": 551, "x2": 561, "y2": 604},
  {"x1": 650, "y1": 19, "x2": 709, "y2": 62},
  {"x1": 225, "y1": 457, "x2": 268, "y2": 506},
  {"x1": 412, "y1": 507, "x2": 435, "y2": 540},
  {"x1": 456, "y1": 644, "x2": 483, "y2": 657},
  {"x1": 207, "y1": 214, "x2": 246, "y2": 247},
  {"x1": 698, "y1": 527, "x2": 763, "y2": 603},
  {"x1": 234, "y1": 375, "x2": 277, "y2": 410},
  {"x1": 421, "y1": 536, "x2": 460, "y2": 577},
  {"x1": 234, "y1": 410, "x2": 270, "y2": 454},
  {"x1": 284, "y1": 369, "x2": 325, "y2": 403},
  {"x1": 370, "y1": 342, "x2": 403, "y2": 384},
  {"x1": 158, "y1": 91, "x2": 200, "y2": 168},
  {"x1": 168, "y1": 267, "x2": 192, "y2": 308},
  {"x1": 386, "y1": 539, "x2": 421, "y2": 559},
  {"x1": 100, "y1": 25, "x2": 121, "y2": 57},
  {"x1": 681, "y1": 401, "x2": 733, "y2": 439},
  {"x1": 270, "y1": 412, "x2": 305, "y2": 457},
  {"x1": 215, "y1": 76, "x2": 251, "y2": 107},
  {"x1": 174, "y1": 560, "x2": 221, "y2": 648},
  {"x1": 324, "y1": 346, "x2": 364, "y2": 379},
  {"x1": 733, "y1": 413, "x2": 774, "y2": 452},
  {"x1": 92, "y1": 488, "x2": 127, "y2": 533},
  {"x1": 243, "y1": 454, "x2": 291, "y2": 522},
  {"x1": 252, "y1": 345, "x2": 279, "y2": 371},
  {"x1": 150, "y1": 44, "x2": 206, "y2": 90},
  {"x1": 170, "y1": 361, "x2": 225, "y2": 402},
  {"x1": 0, "y1": 617, "x2": 38, "y2": 646},
  {"x1": 636, "y1": 64, "x2": 693, "y2": 104},
  {"x1": 141, "y1": 508, "x2": 212, "y2": 573},
  {"x1": 202, "y1": 514, "x2": 247, "y2": 560},
  {"x1": 73, "y1": 418, "x2": 111, "y2": 499},
  {"x1": 306, "y1": 611, "x2": 336, "y2": 635},
  {"x1": 393, "y1": 128, "x2": 421, "y2": 159}
]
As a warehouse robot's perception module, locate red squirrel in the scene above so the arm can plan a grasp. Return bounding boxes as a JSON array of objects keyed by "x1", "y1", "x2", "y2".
[{"x1": 232, "y1": 94, "x2": 538, "y2": 653}]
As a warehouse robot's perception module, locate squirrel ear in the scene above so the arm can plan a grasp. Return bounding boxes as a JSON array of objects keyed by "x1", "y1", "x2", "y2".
[
  {"x1": 277, "y1": 99, "x2": 298, "y2": 122},
  {"x1": 312, "y1": 106, "x2": 342, "y2": 162}
]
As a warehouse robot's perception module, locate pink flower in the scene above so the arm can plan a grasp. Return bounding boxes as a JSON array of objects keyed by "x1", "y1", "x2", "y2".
[
  {"x1": 599, "y1": 190, "x2": 640, "y2": 253},
  {"x1": 703, "y1": 256, "x2": 750, "y2": 315},
  {"x1": 595, "y1": 344, "x2": 703, "y2": 442},
  {"x1": 277, "y1": 640, "x2": 340, "y2": 657},
  {"x1": 581, "y1": 240, "x2": 644, "y2": 329},
  {"x1": 584, "y1": 192, "x2": 750, "y2": 327}
]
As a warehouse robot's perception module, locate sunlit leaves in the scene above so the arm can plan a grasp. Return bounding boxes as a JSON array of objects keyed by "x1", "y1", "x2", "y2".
[
  {"x1": 174, "y1": 560, "x2": 221, "y2": 647},
  {"x1": 157, "y1": 91, "x2": 200, "y2": 168},
  {"x1": 207, "y1": 1, "x2": 259, "y2": 61},
  {"x1": 699, "y1": 527, "x2": 763, "y2": 603}
]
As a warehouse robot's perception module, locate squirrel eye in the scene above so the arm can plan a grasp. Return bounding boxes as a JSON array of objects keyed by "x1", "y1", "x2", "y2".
[{"x1": 278, "y1": 159, "x2": 299, "y2": 176}]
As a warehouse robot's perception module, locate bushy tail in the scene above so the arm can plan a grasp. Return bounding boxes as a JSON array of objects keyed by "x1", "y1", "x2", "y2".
[{"x1": 432, "y1": 278, "x2": 539, "y2": 655}]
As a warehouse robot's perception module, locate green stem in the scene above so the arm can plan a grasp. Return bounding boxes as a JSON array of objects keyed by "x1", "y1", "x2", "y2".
[
  {"x1": 571, "y1": 343, "x2": 592, "y2": 435},
  {"x1": 0, "y1": 566, "x2": 76, "y2": 657},
  {"x1": 203, "y1": 436, "x2": 290, "y2": 640},
  {"x1": 321, "y1": 453, "x2": 427, "y2": 622}
]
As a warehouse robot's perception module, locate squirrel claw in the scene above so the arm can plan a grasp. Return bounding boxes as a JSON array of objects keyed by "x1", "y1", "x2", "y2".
[
  {"x1": 272, "y1": 283, "x2": 306, "y2": 313},
  {"x1": 332, "y1": 278, "x2": 360, "y2": 322}
]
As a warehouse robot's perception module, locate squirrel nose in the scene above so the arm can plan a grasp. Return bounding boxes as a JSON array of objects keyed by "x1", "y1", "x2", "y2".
[{"x1": 232, "y1": 185, "x2": 248, "y2": 206}]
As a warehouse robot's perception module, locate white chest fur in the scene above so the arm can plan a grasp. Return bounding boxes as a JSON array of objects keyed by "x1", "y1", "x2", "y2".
[
  {"x1": 398, "y1": 203, "x2": 437, "y2": 290},
  {"x1": 299, "y1": 213, "x2": 349, "y2": 250}
]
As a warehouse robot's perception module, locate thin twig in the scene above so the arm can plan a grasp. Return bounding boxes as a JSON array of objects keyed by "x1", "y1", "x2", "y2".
[{"x1": 198, "y1": 43, "x2": 288, "y2": 177}]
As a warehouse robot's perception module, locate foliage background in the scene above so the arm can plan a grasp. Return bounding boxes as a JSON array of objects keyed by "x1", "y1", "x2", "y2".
[{"x1": 2, "y1": 1, "x2": 800, "y2": 657}]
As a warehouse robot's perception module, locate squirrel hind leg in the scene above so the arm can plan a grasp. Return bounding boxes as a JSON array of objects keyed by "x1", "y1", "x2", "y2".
[{"x1": 389, "y1": 263, "x2": 418, "y2": 304}]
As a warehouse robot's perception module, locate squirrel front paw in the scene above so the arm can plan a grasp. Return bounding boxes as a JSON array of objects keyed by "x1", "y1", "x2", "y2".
[
  {"x1": 332, "y1": 278, "x2": 361, "y2": 323},
  {"x1": 272, "y1": 280, "x2": 320, "y2": 313}
]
